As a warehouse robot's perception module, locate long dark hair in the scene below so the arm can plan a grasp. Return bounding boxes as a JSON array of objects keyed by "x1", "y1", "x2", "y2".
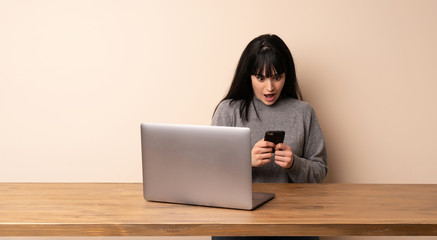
[{"x1": 214, "y1": 34, "x2": 302, "y2": 122}]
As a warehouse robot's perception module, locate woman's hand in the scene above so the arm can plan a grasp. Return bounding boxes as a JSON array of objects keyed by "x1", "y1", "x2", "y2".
[
  {"x1": 251, "y1": 139, "x2": 275, "y2": 167},
  {"x1": 274, "y1": 143, "x2": 294, "y2": 169}
]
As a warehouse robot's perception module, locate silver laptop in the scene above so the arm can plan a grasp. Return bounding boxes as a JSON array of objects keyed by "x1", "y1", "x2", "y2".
[{"x1": 140, "y1": 123, "x2": 275, "y2": 210}]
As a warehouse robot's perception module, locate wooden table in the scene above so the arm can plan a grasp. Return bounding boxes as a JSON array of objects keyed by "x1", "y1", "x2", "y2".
[{"x1": 1, "y1": 183, "x2": 437, "y2": 236}]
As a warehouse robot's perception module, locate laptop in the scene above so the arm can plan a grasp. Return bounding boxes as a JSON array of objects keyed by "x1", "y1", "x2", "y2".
[{"x1": 140, "y1": 123, "x2": 275, "y2": 210}]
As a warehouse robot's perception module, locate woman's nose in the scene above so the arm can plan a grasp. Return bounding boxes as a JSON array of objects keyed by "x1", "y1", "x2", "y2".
[{"x1": 266, "y1": 79, "x2": 275, "y2": 91}]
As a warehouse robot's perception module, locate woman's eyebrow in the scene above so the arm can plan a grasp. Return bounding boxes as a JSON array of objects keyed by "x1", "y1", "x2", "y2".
[{"x1": 253, "y1": 73, "x2": 283, "y2": 77}]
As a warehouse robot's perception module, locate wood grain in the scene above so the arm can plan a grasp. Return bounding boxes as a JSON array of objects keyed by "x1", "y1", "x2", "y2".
[{"x1": 1, "y1": 183, "x2": 437, "y2": 236}]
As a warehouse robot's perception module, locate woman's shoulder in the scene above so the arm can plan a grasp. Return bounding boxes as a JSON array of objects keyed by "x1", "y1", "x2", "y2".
[
  {"x1": 280, "y1": 98, "x2": 316, "y2": 118},
  {"x1": 282, "y1": 97, "x2": 314, "y2": 111},
  {"x1": 212, "y1": 99, "x2": 242, "y2": 126},
  {"x1": 216, "y1": 99, "x2": 242, "y2": 112}
]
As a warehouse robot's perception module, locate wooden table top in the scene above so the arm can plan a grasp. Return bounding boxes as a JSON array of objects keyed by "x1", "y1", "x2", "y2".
[{"x1": 1, "y1": 183, "x2": 437, "y2": 236}]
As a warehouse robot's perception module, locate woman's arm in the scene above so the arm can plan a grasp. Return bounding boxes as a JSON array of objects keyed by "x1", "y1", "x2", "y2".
[{"x1": 287, "y1": 107, "x2": 328, "y2": 183}]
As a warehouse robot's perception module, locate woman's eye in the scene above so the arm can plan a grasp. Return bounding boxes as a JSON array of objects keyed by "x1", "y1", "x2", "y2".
[{"x1": 256, "y1": 75, "x2": 265, "y2": 81}]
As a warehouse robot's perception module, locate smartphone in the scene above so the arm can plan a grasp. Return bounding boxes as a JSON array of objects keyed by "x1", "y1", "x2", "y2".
[
  {"x1": 264, "y1": 131, "x2": 285, "y2": 144},
  {"x1": 264, "y1": 131, "x2": 285, "y2": 153}
]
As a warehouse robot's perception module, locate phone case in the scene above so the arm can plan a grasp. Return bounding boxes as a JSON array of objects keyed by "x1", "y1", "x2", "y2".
[{"x1": 264, "y1": 131, "x2": 285, "y2": 144}]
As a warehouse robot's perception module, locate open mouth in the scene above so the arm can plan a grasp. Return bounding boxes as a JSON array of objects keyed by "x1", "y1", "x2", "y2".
[{"x1": 264, "y1": 94, "x2": 276, "y2": 102}]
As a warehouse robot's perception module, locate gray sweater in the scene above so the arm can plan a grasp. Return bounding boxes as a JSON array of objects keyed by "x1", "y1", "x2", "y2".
[{"x1": 212, "y1": 97, "x2": 327, "y2": 183}]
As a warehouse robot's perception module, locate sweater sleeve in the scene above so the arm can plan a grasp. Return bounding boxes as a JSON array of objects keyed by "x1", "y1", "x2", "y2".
[
  {"x1": 287, "y1": 106, "x2": 328, "y2": 183},
  {"x1": 211, "y1": 100, "x2": 236, "y2": 127}
]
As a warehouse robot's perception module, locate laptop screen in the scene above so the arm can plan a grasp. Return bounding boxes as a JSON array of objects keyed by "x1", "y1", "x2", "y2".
[{"x1": 141, "y1": 123, "x2": 253, "y2": 209}]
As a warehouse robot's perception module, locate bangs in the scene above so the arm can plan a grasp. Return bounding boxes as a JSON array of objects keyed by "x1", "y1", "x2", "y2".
[{"x1": 250, "y1": 47, "x2": 287, "y2": 77}]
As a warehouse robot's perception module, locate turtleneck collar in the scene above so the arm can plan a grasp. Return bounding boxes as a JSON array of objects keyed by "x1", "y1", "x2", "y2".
[{"x1": 253, "y1": 96, "x2": 283, "y2": 111}]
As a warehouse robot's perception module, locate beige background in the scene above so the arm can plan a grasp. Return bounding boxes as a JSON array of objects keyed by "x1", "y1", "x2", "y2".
[{"x1": 1, "y1": 0, "x2": 437, "y2": 239}]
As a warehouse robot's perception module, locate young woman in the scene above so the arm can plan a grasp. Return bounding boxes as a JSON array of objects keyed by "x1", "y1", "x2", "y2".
[
  {"x1": 212, "y1": 34, "x2": 327, "y2": 185},
  {"x1": 212, "y1": 35, "x2": 328, "y2": 240},
  {"x1": 211, "y1": 34, "x2": 326, "y2": 240}
]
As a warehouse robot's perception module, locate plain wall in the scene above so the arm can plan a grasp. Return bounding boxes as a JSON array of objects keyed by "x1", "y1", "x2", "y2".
[
  {"x1": 1, "y1": 1, "x2": 437, "y2": 239},
  {"x1": 2, "y1": 0, "x2": 436, "y2": 183}
]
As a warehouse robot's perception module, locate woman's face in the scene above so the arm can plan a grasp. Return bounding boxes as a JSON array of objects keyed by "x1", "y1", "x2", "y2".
[{"x1": 251, "y1": 72, "x2": 285, "y2": 105}]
